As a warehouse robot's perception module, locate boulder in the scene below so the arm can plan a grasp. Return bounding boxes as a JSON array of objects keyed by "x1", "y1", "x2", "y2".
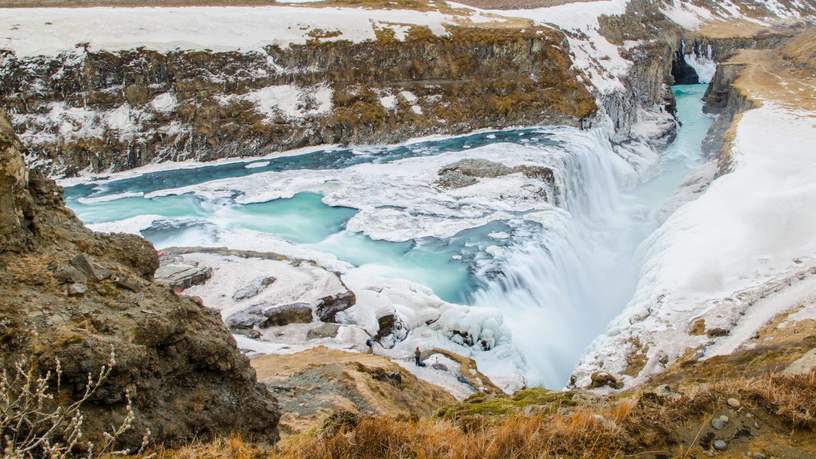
[
  {"x1": 431, "y1": 362, "x2": 449, "y2": 372},
  {"x1": 713, "y1": 439, "x2": 728, "y2": 451},
  {"x1": 226, "y1": 303, "x2": 313, "y2": 329},
  {"x1": 70, "y1": 254, "x2": 112, "y2": 281},
  {"x1": 226, "y1": 305, "x2": 266, "y2": 329},
  {"x1": 154, "y1": 262, "x2": 212, "y2": 290},
  {"x1": 315, "y1": 291, "x2": 356, "y2": 322},
  {"x1": 307, "y1": 323, "x2": 342, "y2": 340},
  {"x1": 374, "y1": 313, "x2": 408, "y2": 348},
  {"x1": 588, "y1": 371, "x2": 624, "y2": 390},
  {"x1": 67, "y1": 283, "x2": 87, "y2": 296},
  {"x1": 232, "y1": 276, "x2": 277, "y2": 302},
  {"x1": 450, "y1": 329, "x2": 475, "y2": 347},
  {"x1": 54, "y1": 264, "x2": 88, "y2": 284},
  {"x1": 114, "y1": 273, "x2": 145, "y2": 292},
  {"x1": 262, "y1": 303, "x2": 313, "y2": 327},
  {"x1": 782, "y1": 348, "x2": 816, "y2": 376}
]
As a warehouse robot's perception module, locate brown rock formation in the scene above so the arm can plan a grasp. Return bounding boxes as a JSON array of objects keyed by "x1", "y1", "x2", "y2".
[
  {"x1": 0, "y1": 110, "x2": 280, "y2": 450},
  {"x1": 251, "y1": 346, "x2": 456, "y2": 436}
]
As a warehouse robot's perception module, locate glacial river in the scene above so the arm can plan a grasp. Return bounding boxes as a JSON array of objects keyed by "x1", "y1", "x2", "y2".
[{"x1": 65, "y1": 84, "x2": 711, "y2": 387}]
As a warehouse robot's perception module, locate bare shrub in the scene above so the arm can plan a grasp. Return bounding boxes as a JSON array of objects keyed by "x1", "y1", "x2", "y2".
[{"x1": 0, "y1": 347, "x2": 150, "y2": 458}]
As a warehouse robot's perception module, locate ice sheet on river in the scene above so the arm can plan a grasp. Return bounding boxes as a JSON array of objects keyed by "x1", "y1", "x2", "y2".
[{"x1": 144, "y1": 125, "x2": 643, "y2": 242}]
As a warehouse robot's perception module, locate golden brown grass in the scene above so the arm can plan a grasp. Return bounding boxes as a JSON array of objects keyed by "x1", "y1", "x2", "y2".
[
  {"x1": 726, "y1": 28, "x2": 816, "y2": 112},
  {"x1": 148, "y1": 371, "x2": 816, "y2": 458},
  {"x1": 150, "y1": 434, "x2": 269, "y2": 459},
  {"x1": 284, "y1": 372, "x2": 814, "y2": 456}
]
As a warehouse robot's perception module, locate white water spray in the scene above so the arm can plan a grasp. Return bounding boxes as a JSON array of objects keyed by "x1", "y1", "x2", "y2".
[{"x1": 474, "y1": 86, "x2": 711, "y2": 388}]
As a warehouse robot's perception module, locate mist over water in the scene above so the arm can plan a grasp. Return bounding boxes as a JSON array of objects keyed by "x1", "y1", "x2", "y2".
[{"x1": 474, "y1": 85, "x2": 712, "y2": 387}]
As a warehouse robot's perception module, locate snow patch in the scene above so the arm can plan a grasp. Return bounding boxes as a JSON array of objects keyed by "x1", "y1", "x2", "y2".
[
  {"x1": 0, "y1": 6, "x2": 458, "y2": 57},
  {"x1": 150, "y1": 92, "x2": 178, "y2": 114},
  {"x1": 223, "y1": 84, "x2": 333, "y2": 122}
]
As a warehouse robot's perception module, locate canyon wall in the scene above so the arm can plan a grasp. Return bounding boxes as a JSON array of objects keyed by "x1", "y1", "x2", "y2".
[{"x1": 1, "y1": 25, "x2": 596, "y2": 176}]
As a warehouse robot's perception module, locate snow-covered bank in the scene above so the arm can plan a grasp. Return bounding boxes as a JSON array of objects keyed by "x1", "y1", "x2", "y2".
[
  {"x1": 0, "y1": 6, "x2": 480, "y2": 57},
  {"x1": 660, "y1": 0, "x2": 810, "y2": 30},
  {"x1": 575, "y1": 103, "x2": 816, "y2": 388},
  {"x1": 490, "y1": 0, "x2": 630, "y2": 94}
]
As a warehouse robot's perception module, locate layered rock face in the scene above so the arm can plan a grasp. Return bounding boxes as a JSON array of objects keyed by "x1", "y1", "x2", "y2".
[
  {"x1": 0, "y1": 110, "x2": 280, "y2": 449},
  {"x1": 596, "y1": 0, "x2": 681, "y2": 136},
  {"x1": 1, "y1": 25, "x2": 595, "y2": 176}
]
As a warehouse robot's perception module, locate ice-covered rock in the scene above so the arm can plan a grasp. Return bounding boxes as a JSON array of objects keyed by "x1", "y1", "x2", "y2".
[
  {"x1": 307, "y1": 322, "x2": 342, "y2": 340},
  {"x1": 315, "y1": 290, "x2": 357, "y2": 322},
  {"x1": 232, "y1": 276, "x2": 277, "y2": 301},
  {"x1": 226, "y1": 302, "x2": 313, "y2": 329},
  {"x1": 155, "y1": 262, "x2": 212, "y2": 289}
]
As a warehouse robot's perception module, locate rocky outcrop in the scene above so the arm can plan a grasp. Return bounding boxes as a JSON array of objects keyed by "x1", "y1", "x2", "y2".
[
  {"x1": 702, "y1": 63, "x2": 755, "y2": 163},
  {"x1": 588, "y1": 371, "x2": 624, "y2": 390},
  {"x1": 2, "y1": 25, "x2": 595, "y2": 177},
  {"x1": 154, "y1": 260, "x2": 213, "y2": 289},
  {"x1": 681, "y1": 31, "x2": 794, "y2": 66},
  {"x1": 598, "y1": 0, "x2": 681, "y2": 135},
  {"x1": 700, "y1": 62, "x2": 758, "y2": 172},
  {"x1": 251, "y1": 346, "x2": 456, "y2": 436},
  {"x1": 227, "y1": 302, "x2": 314, "y2": 329},
  {"x1": 315, "y1": 290, "x2": 357, "y2": 322},
  {"x1": 436, "y1": 159, "x2": 555, "y2": 197},
  {"x1": 0, "y1": 110, "x2": 280, "y2": 450},
  {"x1": 265, "y1": 303, "x2": 311, "y2": 326}
]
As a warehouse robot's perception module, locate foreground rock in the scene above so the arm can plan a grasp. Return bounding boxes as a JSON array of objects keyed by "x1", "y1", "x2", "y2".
[
  {"x1": 251, "y1": 346, "x2": 455, "y2": 436},
  {"x1": 0, "y1": 111, "x2": 280, "y2": 450}
]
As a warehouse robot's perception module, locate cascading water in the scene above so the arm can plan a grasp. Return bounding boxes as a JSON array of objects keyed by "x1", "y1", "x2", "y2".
[
  {"x1": 474, "y1": 85, "x2": 712, "y2": 387},
  {"x1": 62, "y1": 85, "x2": 711, "y2": 390}
]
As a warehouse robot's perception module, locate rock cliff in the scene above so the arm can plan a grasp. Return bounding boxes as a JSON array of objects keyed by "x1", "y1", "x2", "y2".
[
  {"x1": 0, "y1": 110, "x2": 280, "y2": 450},
  {"x1": 2, "y1": 25, "x2": 594, "y2": 176}
]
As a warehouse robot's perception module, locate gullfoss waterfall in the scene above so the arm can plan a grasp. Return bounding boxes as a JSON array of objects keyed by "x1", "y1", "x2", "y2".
[
  {"x1": 63, "y1": 85, "x2": 712, "y2": 389},
  {"x1": 476, "y1": 85, "x2": 712, "y2": 387}
]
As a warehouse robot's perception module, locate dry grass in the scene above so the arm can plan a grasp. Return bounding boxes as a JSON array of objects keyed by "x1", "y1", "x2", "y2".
[
  {"x1": 147, "y1": 370, "x2": 816, "y2": 458},
  {"x1": 149, "y1": 434, "x2": 269, "y2": 458},
  {"x1": 272, "y1": 374, "x2": 816, "y2": 459},
  {"x1": 695, "y1": 19, "x2": 772, "y2": 39},
  {"x1": 727, "y1": 28, "x2": 816, "y2": 112}
]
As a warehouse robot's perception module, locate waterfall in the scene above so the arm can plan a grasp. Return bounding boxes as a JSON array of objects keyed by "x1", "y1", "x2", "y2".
[
  {"x1": 474, "y1": 85, "x2": 711, "y2": 388},
  {"x1": 472, "y1": 129, "x2": 646, "y2": 388}
]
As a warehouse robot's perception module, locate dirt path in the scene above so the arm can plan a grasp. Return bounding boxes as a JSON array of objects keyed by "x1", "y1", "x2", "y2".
[{"x1": 728, "y1": 29, "x2": 816, "y2": 112}]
